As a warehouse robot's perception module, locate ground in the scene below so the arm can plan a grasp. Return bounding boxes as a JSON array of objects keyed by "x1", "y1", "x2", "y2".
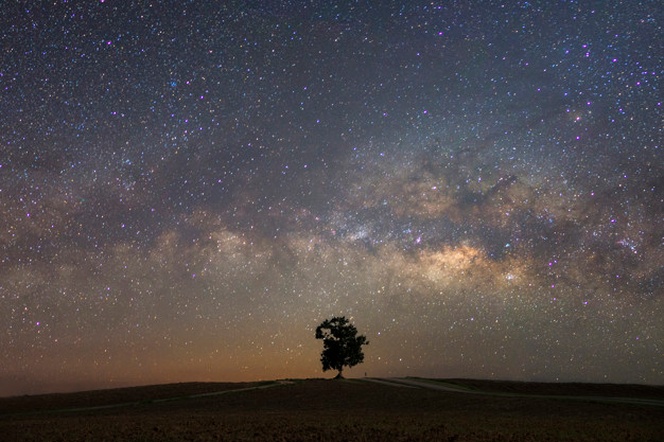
[{"x1": 1, "y1": 378, "x2": 662, "y2": 441}]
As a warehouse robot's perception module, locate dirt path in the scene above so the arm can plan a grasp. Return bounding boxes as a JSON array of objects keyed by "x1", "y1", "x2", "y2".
[
  {"x1": 373, "y1": 378, "x2": 478, "y2": 393},
  {"x1": 1, "y1": 381, "x2": 289, "y2": 417},
  {"x1": 362, "y1": 377, "x2": 664, "y2": 408}
]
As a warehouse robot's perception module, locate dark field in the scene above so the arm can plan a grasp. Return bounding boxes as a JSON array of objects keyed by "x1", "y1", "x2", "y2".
[{"x1": 1, "y1": 378, "x2": 663, "y2": 441}]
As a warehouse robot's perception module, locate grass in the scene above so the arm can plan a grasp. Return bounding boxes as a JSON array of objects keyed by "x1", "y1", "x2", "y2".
[{"x1": 1, "y1": 378, "x2": 662, "y2": 441}]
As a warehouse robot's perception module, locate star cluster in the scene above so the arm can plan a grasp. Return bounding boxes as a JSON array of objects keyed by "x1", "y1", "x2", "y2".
[{"x1": 1, "y1": 1, "x2": 661, "y2": 396}]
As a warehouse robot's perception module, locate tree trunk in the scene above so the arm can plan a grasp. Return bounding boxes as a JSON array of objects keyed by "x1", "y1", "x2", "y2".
[{"x1": 334, "y1": 369, "x2": 344, "y2": 379}]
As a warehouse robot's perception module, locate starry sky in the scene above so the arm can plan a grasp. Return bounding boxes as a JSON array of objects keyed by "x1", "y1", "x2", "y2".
[{"x1": 1, "y1": 1, "x2": 662, "y2": 396}]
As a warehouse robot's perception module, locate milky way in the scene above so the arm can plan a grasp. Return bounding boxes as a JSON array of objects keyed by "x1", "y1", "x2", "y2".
[{"x1": 1, "y1": 1, "x2": 662, "y2": 396}]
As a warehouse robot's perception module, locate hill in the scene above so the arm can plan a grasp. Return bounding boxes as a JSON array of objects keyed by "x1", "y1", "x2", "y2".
[{"x1": 1, "y1": 378, "x2": 663, "y2": 441}]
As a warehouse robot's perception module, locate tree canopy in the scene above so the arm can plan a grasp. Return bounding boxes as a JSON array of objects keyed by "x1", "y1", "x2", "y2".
[{"x1": 315, "y1": 316, "x2": 368, "y2": 379}]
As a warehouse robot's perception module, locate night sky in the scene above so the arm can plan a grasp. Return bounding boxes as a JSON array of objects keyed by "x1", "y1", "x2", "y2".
[{"x1": 1, "y1": 1, "x2": 662, "y2": 397}]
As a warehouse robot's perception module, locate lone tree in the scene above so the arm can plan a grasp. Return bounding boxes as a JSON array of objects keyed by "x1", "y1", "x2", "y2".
[{"x1": 315, "y1": 316, "x2": 368, "y2": 379}]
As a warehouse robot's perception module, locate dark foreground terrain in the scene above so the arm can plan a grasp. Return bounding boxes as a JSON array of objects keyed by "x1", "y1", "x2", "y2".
[{"x1": 1, "y1": 378, "x2": 662, "y2": 441}]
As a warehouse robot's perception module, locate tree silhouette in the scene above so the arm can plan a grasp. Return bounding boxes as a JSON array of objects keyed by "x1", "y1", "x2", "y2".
[{"x1": 315, "y1": 316, "x2": 368, "y2": 379}]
